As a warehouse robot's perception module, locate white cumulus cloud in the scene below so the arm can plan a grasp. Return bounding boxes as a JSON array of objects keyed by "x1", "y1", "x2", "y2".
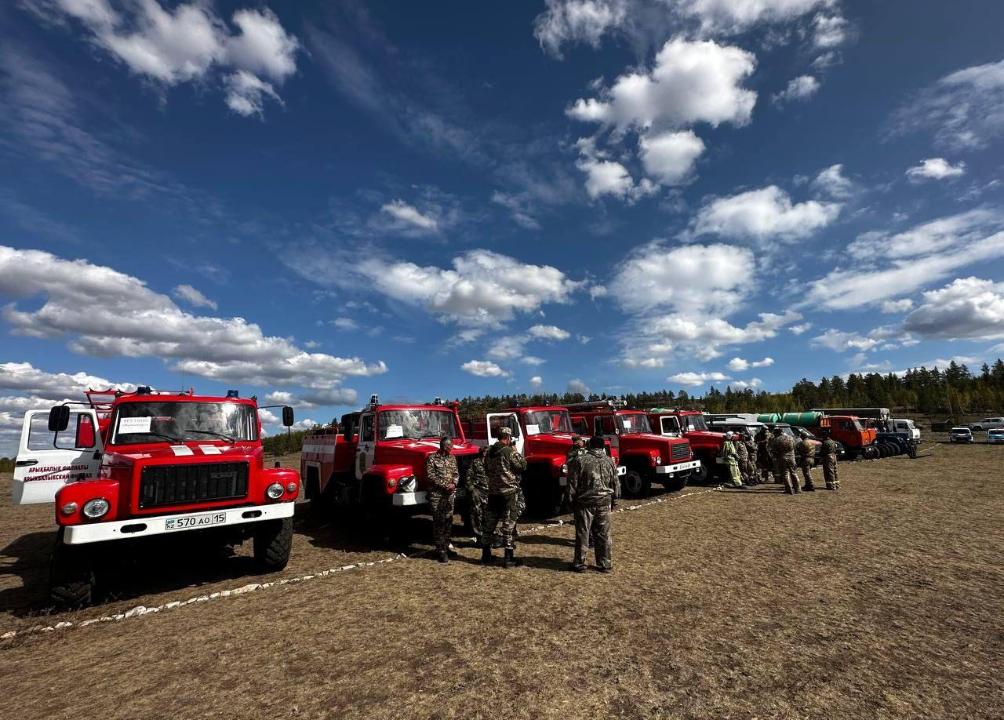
[
  {"x1": 172, "y1": 284, "x2": 217, "y2": 310},
  {"x1": 668, "y1": 371, "x2": 731, "y2": 387},
  {"x1": 905, "y1": 158, "x2": 966, "y2": 181},
  {"x1": 380, "y1": 199, "x2": 439, "y2": 231},
  {"x1": 462, "y1": 360, "x2": 510, "y2": 378},
  {"x1": 528, "y1": 324, "x2": 571, "y2": 341},
  {"x1": 904, "y1": 277, "x2": 1004, "y2": 340},
  {"x1": 772, "y1": 75, "x2": 820, "y2": 104},
  {"x1": 690, "y1": 185, "x2": 841, "y2": 243},
  {"x1": 638, "y1": 130, "x2": 705, "y2": 185}
]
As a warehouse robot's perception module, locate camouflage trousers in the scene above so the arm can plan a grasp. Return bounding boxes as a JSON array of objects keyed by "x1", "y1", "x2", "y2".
[
  {"x1": 773, "y1": 457, "x2": 800, "y2": 494},
  {"x1": 427, "y1": 490, "x2": 455, "y2": 552},
  {"x1": 822, "y1": 459, "x2": 839, "y2": 489},
  {"x1": 745, "y1": 453, "x2": 759, "y2": 484},
  {"x1": 798, "y1": 458, "x2": 815, "y2": 489},
  {"x1": 574, "y1": 502, "x2": 612, "y2": 570},
  {"x1": 469, "y1": 487, "x2": 489, "y2": 542},
  {"x1": 484, "y1": 490, "x2": 521, "y2": 550}
]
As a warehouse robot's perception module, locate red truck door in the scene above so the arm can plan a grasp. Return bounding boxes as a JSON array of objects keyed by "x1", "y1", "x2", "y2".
[{"x1": 355, "y1": 412, "x2": 376, "y2": 479}]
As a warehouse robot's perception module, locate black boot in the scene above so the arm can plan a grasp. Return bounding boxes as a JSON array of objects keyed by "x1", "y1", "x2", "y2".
[
  {"x1": 480, "y1": 546, "x2": 493, "y2": 565},
  {"x1": 437, "y1": 550, "x2": 449, "y2": 564},
  {"x1": 503, "y1": 548, "x2": 520, "y2": 569}
]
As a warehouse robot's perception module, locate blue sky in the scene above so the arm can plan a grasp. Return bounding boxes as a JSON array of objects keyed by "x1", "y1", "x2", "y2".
[{"x1": 1, "y1": 0, "x2": 1003, "y2": 450}]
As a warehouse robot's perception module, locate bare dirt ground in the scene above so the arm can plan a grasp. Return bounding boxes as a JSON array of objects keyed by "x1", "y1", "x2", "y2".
[{"x1": 1, "y1": 440, "x2": 1001, "y2": 719}]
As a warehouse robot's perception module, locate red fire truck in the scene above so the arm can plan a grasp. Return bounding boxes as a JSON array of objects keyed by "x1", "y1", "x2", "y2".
[
  {"x1": 461, "y1": 405, "x2": 626, "y2": 516},
  {"x1": 566, "y1": 400, "x2": 700, "y2": 496},
  {"x1": 300, "y1": 396, "x2": 479, "y2": 519},
  {"x1": 11, "y1": 387, "x2": 299, "y2": 606},
  {"x1": 646, "y1": 408, "x2": 727, "y2": 483}
]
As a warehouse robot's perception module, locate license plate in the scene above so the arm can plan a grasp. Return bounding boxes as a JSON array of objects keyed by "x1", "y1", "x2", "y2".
[{"x1": 165, "y1": 511, "x2": 227, "y2": 531}]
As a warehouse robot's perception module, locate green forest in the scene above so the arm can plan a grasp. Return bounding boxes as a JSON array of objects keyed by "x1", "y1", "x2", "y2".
[{"x1": 262, "y1": 359, "x2": 1004, "y2": 456}]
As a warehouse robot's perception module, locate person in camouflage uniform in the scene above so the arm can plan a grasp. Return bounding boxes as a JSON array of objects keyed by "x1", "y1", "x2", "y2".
[
  {"x1": 734, "y1": 432, "x2": 750, "y2": 485},
  {"x1": 720, "y1": 432, "x2": 743, "y2": 488},
  {"x1": 425, "y1": 437, "x2": 459, "y2": 563},
  {"x1": 465, "y1": 445, "x2": 489, "y2": 544},
  {"x1": 568, "y1": 436, "x2": 617, "y2": 572},
  {"x1": 564, "y1": 435, "x2": 587, "y2": 509},
  {"x1": 743, "y1": 432, "x2": 760, "y2": 486},
  {"x1": 820, "y1": 432, "x2": 840, "y2": 490},
  {"x1": 482, "y1": 427, "x2": 528, "y2": 568},
  {"x1": 756, "y1": 428, "x2": 773, "y2": 484},
  {"x1": 770, "y1": 427, "x2": 800, "y2": 494},
  {"x1": 795, "y1": 433, "x2": 816, "y2": 491}
]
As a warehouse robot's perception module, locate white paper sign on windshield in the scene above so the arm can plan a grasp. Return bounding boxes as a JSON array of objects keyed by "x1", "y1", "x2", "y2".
[
  {"x1": 622, "y1": 419, "x2": 632, "y2": 428},
  {"x1": 384, "y1": 424, "x2": 404, "y2": 439},
  {"x1": 118, "y1": 416, "x2": 152, "y2": 434},
  {"x1": 525, "y1": 424, "x2": 540, "y2": 436}
]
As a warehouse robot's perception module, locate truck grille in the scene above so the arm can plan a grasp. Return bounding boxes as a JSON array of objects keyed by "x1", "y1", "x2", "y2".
[
  {"x1": 670, "y1": 442, "x2": 691, "y2": 461},
  {"x1": 139, "y1": 462, "x2": 249, "y2": 509}
]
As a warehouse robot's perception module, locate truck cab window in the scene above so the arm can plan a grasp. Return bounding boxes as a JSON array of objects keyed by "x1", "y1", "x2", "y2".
[{"x1": 361, "y1": 414, "x2": 375, "y2": 442}]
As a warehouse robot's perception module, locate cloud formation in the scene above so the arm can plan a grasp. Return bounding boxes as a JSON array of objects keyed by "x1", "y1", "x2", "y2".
[{"x1": 690, "y1": 186, "x2": 841, "y2": 243}]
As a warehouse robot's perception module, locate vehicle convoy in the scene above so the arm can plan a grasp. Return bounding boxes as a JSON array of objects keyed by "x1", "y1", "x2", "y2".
[
  {"x1": 646, "y1": 408, "x2": 726, "y2": 483},
  {"x1": 11, "y1": 388, "x2": 299, "y2": 606},
  {"x1": 461, "y1": 405, "x2": 625, "y2": 516},
  {"x1": 566, "y1": 400, "x2": 699, "y2": 496},
  {"x1": 300, "y1": 396, "x2": 479, "y2": 521}
]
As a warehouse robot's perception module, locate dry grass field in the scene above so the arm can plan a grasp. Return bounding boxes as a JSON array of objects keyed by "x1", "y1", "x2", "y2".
[{"x1": 1, "y1": 439, "x2": 1001, "y2": 719}]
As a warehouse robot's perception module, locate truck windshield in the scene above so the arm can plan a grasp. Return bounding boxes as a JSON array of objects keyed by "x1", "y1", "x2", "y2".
[
  {"x1": 113, "y1": 402, "x2": 258, "y2": 445},
  {"x1": 617, "y1": 413, "x2": 652, "y2": 434},
  {"x1": 682, "y1": 415, "x2": 709, "y2": 432},
  {"x1": 378, "y1": 410, "x2": 459, "y2": 440},
  {"x1": 524, "y1": 411, "x2": 572, "y2": 433}
]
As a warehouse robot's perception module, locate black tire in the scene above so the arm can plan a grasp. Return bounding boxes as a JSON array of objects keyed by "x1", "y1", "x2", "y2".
[
  {"x1": 253, "y1": 517, "x2": 293, "y2": 572},
  {"x1": 622, "y1": 470, "x2": 651, "y2": 498},
  {"x1": 49, "y1": 529, "x2": 95, "y2": 608},
  {"x1": 694, "y1": 459, "x2": 711, "y2": 484}
]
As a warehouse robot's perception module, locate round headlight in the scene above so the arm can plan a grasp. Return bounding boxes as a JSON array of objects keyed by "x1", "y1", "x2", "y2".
[
  {"x1": 398, "y1": 476, "x2": 417, "y2": 493},
  {"x1": 266, "y1": 482, "x2": 284, "y2": 500},
  {"x1": 82, "y1": 498, "x2": 110, "y2": 519},
  {"x1": 60, "y1": 501, "x2": 78, "y2": 516},
  {"x1": 285, "y1": 481, "x2": 298, "y2": 493},
  {"x1": 655, "y1": 455, "x2": 662, "y2": 465}
]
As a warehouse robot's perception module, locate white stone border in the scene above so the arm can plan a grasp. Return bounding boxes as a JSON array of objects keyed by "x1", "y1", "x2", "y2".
[{"x1": 1, "y1": 488, "x2": 722, "y2": 641}]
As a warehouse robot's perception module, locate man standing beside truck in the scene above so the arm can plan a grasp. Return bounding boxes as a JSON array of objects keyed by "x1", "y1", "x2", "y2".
[
  {"x1": 743, "y1": 432, "x2": 760, "y2": 486},
  {"x1": 482, "y1": 427, "x2": 527, "y2": 568},
  {"x1": 426, "y1": 437, "x2": 460, "y2": 564},
  {"x1": 466, "y1": 445, "x2": 489, "y2": 545},
  {"x1": 820, "y1": 432, "x2": 840, "y2": 491},
  {"x1": 568, "y1": 436, "x2": 617, "y2": 573},
  {"x1": 796, "y1": 434, "x2": 816, "y2": 491},
  {"x1": 770, "y1": 427, "x2": 800, "y2": 495}
]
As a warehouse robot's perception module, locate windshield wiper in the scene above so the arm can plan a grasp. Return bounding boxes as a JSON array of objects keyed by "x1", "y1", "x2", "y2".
[
  {"x1": 184, "y1": 429, "x2": 236, "y2": 442},
  {"x1": 127, "y1": 432, "x2": 183, "y2": 443}
]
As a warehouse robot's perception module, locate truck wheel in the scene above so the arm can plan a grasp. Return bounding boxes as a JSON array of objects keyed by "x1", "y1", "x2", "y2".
[
  {"x1": 694, "y1": 462, "x2": 710, "y2": 484},
  {"x1": 622, "y1": 470, "x2": 650, "y2": 498},
  {"x1": 49, "y1": 529, "x2": 95, "y2": 608},
  {"x1": 253, "y1": 517, "x2": 293, "y2": 572}
]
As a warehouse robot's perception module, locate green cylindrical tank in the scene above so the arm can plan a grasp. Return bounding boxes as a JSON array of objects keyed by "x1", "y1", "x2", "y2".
[
  {"x1": 782, "y1": 411, "x2": 824, "y2": 427},
  {"x1": 756, "y1": 413, "x2": 781, "y2": 423}
]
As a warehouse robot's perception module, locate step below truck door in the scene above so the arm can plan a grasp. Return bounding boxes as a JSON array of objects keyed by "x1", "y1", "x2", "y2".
[{"x1": 12, "y1": 409, "x2": 103, "y2": 504}]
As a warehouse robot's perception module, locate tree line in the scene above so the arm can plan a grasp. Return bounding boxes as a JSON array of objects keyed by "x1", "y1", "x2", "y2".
[{"x1": 264, "y1": 359, "x2": 1004, "y2": 456}]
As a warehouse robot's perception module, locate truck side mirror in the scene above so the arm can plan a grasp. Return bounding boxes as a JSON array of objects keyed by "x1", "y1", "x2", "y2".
[
  {"x1": 48, "y1": 405, "x2": 70, "y2": 433},
  {"x1": 282, "y1": 406, "x2": 295, "y2": 427}
]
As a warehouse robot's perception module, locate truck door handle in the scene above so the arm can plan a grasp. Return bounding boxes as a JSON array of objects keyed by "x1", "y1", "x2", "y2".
[{"x1": 15, "y1": 459, "x2": 38, "y2": 467}]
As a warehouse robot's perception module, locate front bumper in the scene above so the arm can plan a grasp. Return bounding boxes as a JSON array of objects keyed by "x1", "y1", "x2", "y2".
[
  {"x1": 63, "y1": 501, "x2": 295, "y2": 545},
  {"x1": 655, "y1": 459, "x2": 701, "y2": 476},
  {"x1": 392, "y1": 490, "x2": 427, "y2": 506}
]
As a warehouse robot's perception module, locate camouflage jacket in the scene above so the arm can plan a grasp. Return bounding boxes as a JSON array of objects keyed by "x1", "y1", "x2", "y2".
[
  {"x1": 425, "y1": 451, "x2": 459, "y2": 494},
  {"x1": 566, "y1": 446, "x2": 587, "y2": 464},
  {"x1": 796, "y1": 438, "x2": 815, "y2": 460},
  {"x1": 485, "y1": 442, "x2": 527, "y2": 494},
  {"x1": 568, "y1": 449, "x2": 616, "y2": 506},
  {"x1": 770, "y1": 433, "x2": 796, "y2": 460},
  {"x1": 744, "y1": 439, "x2": 757, "y2": 459},
  {"x1": 820, "y1": 438, "x2": 839, "y2": 459},
  {"x1": 466, "y1": 457, "x2": 489, "y2": 493},
  {"x1": 734, "y1": 440, "x2": 749, "y2": 462}
]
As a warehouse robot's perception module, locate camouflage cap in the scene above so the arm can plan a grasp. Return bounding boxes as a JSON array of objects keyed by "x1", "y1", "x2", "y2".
[
  {"x1": 571, "y1": 434, "x2": 582, "y2": 442},
  {"x1": 499, "y1": 427, "x2": 513, "y2": 438}
]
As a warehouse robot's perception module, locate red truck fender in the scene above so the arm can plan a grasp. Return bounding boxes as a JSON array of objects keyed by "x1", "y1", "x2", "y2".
[{"x1": 362, "y1": 464, "x2": 420, "y2": 495}]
